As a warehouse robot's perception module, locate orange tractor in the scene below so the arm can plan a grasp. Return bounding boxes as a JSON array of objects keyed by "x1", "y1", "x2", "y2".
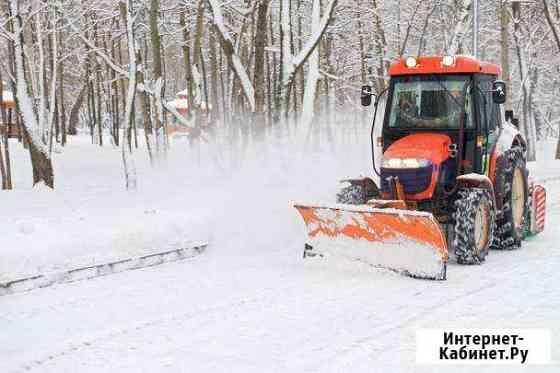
[{"x1": 295, "y1": 56, "x2": 546, "y2": 280}]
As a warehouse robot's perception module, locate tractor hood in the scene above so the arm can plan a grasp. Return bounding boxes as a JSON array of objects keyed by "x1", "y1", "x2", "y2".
[{"x1": 384, "y1": 133, "x2": 453, "y2": 165}]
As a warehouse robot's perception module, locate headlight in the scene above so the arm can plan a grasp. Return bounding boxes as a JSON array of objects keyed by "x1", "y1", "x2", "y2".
[
  {"x1": 382, "y1": 158, "x2": 432, "y2": 169},
  {"x1": 405, "y1": 56, "x2": 417, "y2": 68},
  {"x1": 442, "y1": 55, "x2": 455, "y2": 67}
]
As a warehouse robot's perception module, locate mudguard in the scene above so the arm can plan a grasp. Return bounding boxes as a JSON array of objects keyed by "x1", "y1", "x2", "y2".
[
  {"x1": 294, "y1": 203, "x2": 448, "y2": 280},
  {"x1": 529, "y1": 183, "x2": 546, "y2": 235}
]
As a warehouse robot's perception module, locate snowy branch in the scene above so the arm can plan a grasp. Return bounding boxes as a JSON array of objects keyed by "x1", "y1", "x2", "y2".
[
  {"x1": 292, "y1": 0, "x2": 338, "y2": 69},
  {"x1": 206, "y1": 0, "x2": 256, "y2": 112}
]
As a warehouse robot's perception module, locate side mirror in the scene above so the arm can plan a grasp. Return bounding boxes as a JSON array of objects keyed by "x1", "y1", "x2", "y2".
[
  {"x1": 361, "y1": 85, "x2": 374, "y2": 107},
  {"x1": 492, "y1": 80, "x2": 506, "y2": 104}
]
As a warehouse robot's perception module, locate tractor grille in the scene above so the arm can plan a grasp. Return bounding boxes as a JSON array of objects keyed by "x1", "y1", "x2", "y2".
[{"x1": 380, "y1": 165, "x2": 433, "y2": 195}]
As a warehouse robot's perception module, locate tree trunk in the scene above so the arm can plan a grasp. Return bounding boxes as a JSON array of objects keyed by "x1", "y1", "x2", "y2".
[
  {"x1": 209, "y1": 28, "x2": 221, "y2": 125},
  {"x1": 297, "y1": 0, "x2": 304, "y2": 107},
  {"x1": 111, "y1": 35, "x2": 120, "y2": 145},
  {"x1": 149, "y1": 0, "x2": 165, "y2": 154},
  {"x1": 253, "y1": 0, "x2": 269, "y2": 137},
  {"x1": 0, "y1": 67, "x2": 12, "y2": 189},
  {"x1": 280, "y1": 0, "x2": 338, "y2": 116},
  {"x1": 500, "y1": 0, "x2": 512, "y2": 111},
  {"x1": 193, "y1": 0, "x2": 205, "y2": 106},
  {"x1": 58, "y1": 31, "x2": 66, "y2": 146},
  {"x1": 137, "y1": 49, "x2": 154, "y2": 164},
  {"x1": 372, "y1": 0, "x2": 387, "y2": 93},
  {"x1": 180, "y1": 8, "x2": 194, "y2": 113},
  {"x1": 68, "y1": 83, "x2": 87, "y2": 136},
  {"x1": 542, "y1": 0, "x2": 560, "y2": 158},
  {"x1": 120, "y1": 0, "x2": 138, "y2": 190},
  {"x1": 512, "y1": 2, "x2": 536, "y2": 161},
  {"x1": 447, "y1": 0, "x2": 472, "y2": 55},
  {"x1": 301, "y1": 0, "x2": 321, "y2": 128},
  {"x1": 207, "y1": 0, "x2": 256, "y2": 113},
  {"x1": 9, "y1": 0, "x2": 54, "y2": 188}
]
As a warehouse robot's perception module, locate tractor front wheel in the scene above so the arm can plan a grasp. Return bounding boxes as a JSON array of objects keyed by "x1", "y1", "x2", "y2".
[
  {"x1": 452, "y1": 188, "x2": 495, "y2": 264},
  {"x1": 336, "y1": 178, "x2": 379, "y2": 205},
  {"x1": 336, "y1": 184, "x2": 366, "y2": 204}
]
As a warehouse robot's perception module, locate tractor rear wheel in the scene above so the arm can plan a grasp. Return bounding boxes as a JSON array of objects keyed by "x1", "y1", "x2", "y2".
[
  {"x1": 491, "y1": 147, "x2": 529, "y2": 250},
  {"x1": 452, "y1": 188, "x2": 495, "y2": 264}
]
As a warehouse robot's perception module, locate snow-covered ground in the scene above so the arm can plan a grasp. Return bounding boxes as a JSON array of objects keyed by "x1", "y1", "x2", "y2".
[
  {"x1": 0, "y1": 123, "x2": 369, "y2": 281},
  {"x1": 0, "y1": 129, "x2": 559, "y2": 372}
]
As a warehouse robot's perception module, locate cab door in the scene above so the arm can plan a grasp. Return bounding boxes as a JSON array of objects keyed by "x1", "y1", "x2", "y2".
[{"x1": 475, "y1": 75, "x2": 501, "y2": 175}]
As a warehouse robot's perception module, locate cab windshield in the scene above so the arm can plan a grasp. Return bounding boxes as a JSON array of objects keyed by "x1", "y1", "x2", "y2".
[{"x1": 387, "y1": 75, "x2": 472, "y2": 129}]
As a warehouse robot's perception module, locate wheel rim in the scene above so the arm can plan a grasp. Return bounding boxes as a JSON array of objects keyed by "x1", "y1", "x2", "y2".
[
  {"x1": 512, "y1": 168, "x2": 525, "y2": 229},
  {"x1": 474, "y1": 202, "x2": 490, "y2": 252}
]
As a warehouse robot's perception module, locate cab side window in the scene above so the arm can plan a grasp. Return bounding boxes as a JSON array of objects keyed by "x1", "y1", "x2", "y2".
[
  {"x1": 478, "y1": 79, "x2": 500, "y2": 135},
  {"x1": 477, "y1": 77, "x2": 501, "y2": 174},
  {"x1": 464, "y1": 85, "x2": 474, "y2": 128}
]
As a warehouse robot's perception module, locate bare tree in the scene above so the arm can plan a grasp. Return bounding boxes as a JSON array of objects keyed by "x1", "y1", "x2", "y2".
[
  {"x1": 120, "y1": 0, "x2": 138, "y2": 190},
  {"x1": 447, "y1": 0, "x2": 472, "y2": 55},
  {"x1": 7, "y1": 0, "x2": 54, "y2": 188},
  {"x1": 280, "y1": 0, "x2": 338, "y2": 116},
  {"x1": 542, "y1": 0, "x2": 560, "y2": 159}
]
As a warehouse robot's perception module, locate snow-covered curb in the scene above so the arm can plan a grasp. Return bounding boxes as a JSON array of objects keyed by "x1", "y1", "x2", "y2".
[
  {"x1": 533, "y1": 175, "x2": 560, "y2": 184},
  {"x1": 0, "y1": 243, "x2": 207, "y2": 297}
]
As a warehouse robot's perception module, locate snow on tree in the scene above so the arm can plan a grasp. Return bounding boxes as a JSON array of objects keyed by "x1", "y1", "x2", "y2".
[
  {"x1": 300, "y1": 0, "x2": 321, "y2": 127},
  {"x1": 446, "y1": 0, "x2": 472, "y2": 55},
  {"x1": 1, "y1": 0, "x2": 559, "y2": 190},
  {"x1": 280, "y1": 0, "x2": 337, "y2": 116},
  {"x1": 120, "y1": 0, "x2": 138, "y2": 191},
  {"x1": 7, "y1": 0, "x2": 54, "y2": 188},
  {"x1": 207, "y1": 0, "x2": 256, "y2": 112}
]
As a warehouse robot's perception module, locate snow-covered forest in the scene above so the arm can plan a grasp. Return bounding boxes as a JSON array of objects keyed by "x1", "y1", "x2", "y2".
[{"x1": 0, "y1": 0, "x2": 559, "y2": 190}]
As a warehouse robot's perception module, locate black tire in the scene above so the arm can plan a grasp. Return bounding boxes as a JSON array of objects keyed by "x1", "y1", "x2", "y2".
[
  {"x1": 336, "y1": 184, "x2": 367, "y2": 204},
  {"x1": 452, "y1": 188, "x2": 495, "y2": 265},
  {"x1": 491, "y1": 147, "x2": 529, "y2": 250},
  {"x1": 336, "y1": 179, "x2": 379, "y2": 205}
]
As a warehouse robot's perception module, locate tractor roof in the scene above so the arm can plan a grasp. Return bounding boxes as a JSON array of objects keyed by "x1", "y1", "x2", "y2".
[{"x1": 388, "y1": 55, "x2": 501, "y2": 77}]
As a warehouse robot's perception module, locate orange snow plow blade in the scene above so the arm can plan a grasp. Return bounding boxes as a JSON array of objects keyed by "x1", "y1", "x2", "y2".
[{"x1": 294, "y1": 203, "x2": 448, "y2": 280}]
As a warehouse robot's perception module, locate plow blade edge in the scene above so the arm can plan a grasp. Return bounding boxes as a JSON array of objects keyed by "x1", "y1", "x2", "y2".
[{"x1": 294, "y1": 204, "x2": 448, "y2": 280}]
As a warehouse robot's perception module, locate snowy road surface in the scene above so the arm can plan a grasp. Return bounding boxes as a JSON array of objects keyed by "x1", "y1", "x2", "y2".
[
  {"x1": 1, "y1": 137, "x2": 559, "y2": 372},
  {"x1": 1, "y1": 183, "x2": 559, "y2": 372}
]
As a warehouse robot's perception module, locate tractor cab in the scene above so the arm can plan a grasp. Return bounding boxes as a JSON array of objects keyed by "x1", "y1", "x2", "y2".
[{"x1": 362, "y1": 55, "x2": 507, "y2": 203}]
